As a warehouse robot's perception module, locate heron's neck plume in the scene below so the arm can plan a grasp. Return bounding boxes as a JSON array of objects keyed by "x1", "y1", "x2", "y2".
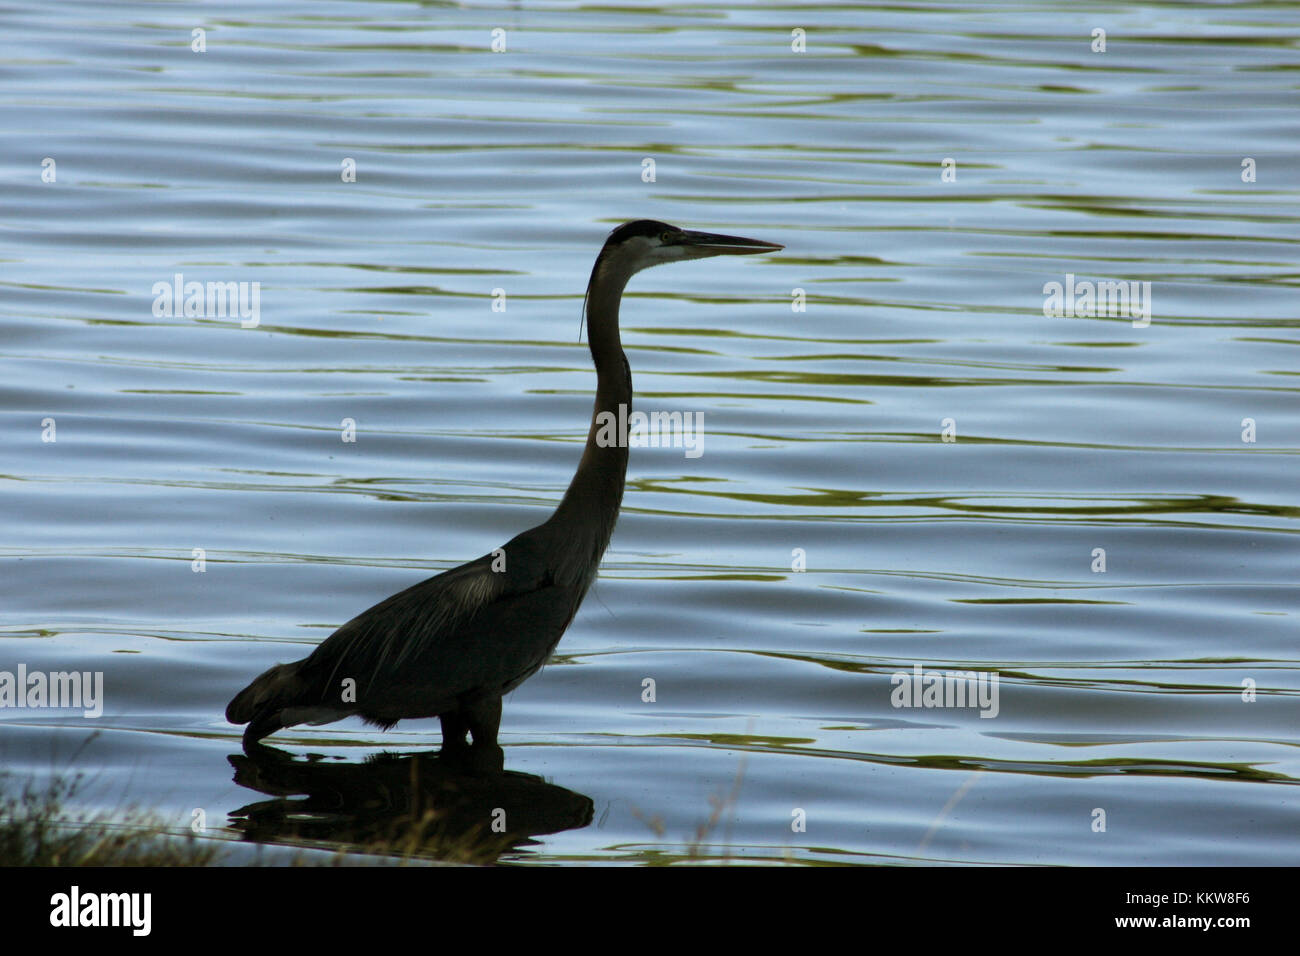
[{"x1": 547, "y1": 267, "x2": 632, "y2": 577}]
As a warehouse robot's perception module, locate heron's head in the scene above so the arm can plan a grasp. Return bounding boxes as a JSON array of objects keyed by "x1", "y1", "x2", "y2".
[{"x1": 586, "y1": 219, "x2": 782, "y2": 300}]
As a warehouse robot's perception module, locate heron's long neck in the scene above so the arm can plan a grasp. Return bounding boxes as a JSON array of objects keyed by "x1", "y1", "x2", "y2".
[{"x1": 548, "y1": 275, "x2": 632, "y2": 571}]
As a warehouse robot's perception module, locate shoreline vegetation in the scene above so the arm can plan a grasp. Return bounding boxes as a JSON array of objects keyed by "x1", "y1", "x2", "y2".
[
  {"x1": 0, "y1": 774, "x2": 222, "y2": 867},
  {"x1": 1, "y1": 760, "x2": 752, "y2": 866}
]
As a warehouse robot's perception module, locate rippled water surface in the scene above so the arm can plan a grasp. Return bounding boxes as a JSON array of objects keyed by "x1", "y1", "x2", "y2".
[{"x1": 1, "y1": 1, "x2": 1297, "y2": 865}]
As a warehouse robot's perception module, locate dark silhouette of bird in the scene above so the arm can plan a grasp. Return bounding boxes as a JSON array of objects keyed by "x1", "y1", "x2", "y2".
[{"x1": 226, "y1": 220, "x2": 782, "y2": 749}]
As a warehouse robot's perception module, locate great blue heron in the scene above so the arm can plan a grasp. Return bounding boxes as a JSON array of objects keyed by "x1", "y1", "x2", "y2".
[{"x1": 226, "y1": 219, "x2": 782, "y2": 748}]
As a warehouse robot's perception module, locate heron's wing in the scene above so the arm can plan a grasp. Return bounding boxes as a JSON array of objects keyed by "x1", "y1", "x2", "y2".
[
  {"x1": 367, "y1": 579, "x2": 581, "y2": 708},
  {"x1": 305, "y1": 556, "x2": 495, "y2": 684},
  {"x1": 302, "y1": 531, "x2": 559, "y2": 701}
]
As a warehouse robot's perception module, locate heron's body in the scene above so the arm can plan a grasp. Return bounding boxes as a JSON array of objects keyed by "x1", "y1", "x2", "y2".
[{"x1": 227, "y1": 220, "x2": 780, "y2": 748}]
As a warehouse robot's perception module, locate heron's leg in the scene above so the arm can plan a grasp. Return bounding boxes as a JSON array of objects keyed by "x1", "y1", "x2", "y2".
[
  {"x1": 439, "y1": 710, "x2": 469, "y2": 749},
  {"x1": 463, "y1": 695, "x2": 502, "y2": 748}
]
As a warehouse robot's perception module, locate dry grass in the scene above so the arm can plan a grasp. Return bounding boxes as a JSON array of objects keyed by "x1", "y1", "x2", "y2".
[{"x1": 0, "y1": 773, "x2": 223, "y2": 867}]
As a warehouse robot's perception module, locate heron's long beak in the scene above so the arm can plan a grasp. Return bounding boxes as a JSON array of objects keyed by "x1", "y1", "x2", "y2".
[{"x1": 677, "y1": 229, "x2": 783, "y2": 256}]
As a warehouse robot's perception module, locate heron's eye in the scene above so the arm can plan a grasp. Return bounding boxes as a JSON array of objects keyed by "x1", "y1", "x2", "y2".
[{"x1": 660, "y1": 231, "x2": 673, "y2": 244}]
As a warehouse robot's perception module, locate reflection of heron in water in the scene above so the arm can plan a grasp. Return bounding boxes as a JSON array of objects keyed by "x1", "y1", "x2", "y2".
[
  {"x1": 226, "y1": 220, "x2": 782, "y2": 749},
  {"x1": 228, "y1": 743, "x2": 593, "y2": 864}
]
